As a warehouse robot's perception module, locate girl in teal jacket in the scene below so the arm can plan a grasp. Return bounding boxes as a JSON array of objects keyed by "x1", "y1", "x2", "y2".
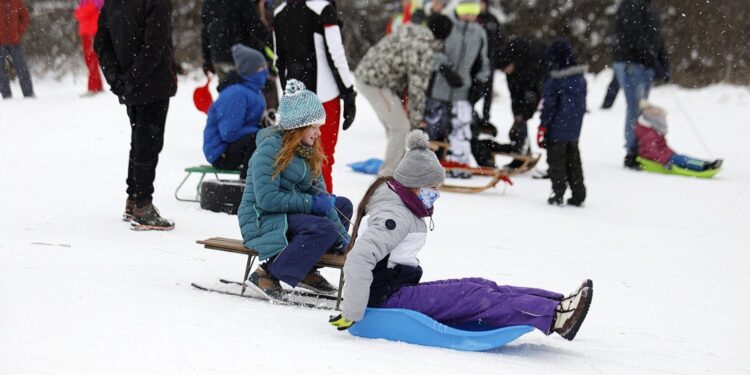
[{"x1": 238, "y1": 80, "x2": 352, "y2": 299}]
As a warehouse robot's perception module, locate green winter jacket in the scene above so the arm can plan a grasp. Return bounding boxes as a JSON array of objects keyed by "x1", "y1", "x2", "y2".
[{"x1": 237, "y1": 127, "x2": 349, "y2": 260}]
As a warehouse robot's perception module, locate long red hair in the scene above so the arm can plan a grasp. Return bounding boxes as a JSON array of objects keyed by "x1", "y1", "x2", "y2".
[{"x1": 272, "y1": 127, "x2": 326, "y2": 180}]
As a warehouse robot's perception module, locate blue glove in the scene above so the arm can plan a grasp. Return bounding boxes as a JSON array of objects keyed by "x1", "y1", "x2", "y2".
[
  {"x1": 311, "y1": 194, "x2": 335, "y2": 216},
  {"x1": 334, "y1": 237, "x2": 350, "y2": 254}
]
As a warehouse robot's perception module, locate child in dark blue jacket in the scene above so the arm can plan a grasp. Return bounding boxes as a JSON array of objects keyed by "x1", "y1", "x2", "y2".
[
  {"x1": 537, "y1": 38, "x2": 587, "y2": 206},
  {"x1": 203, "y1": 44, "x2": 268, "y2": 179}
]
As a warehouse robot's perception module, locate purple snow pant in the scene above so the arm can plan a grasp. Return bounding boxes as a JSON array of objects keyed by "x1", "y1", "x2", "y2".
[
  {"x1": 267, "y1": 196, "x2": 352, "y2": 287},
  {"x1": 382, "y1": 278, "x2": 563, "y2": 334}
]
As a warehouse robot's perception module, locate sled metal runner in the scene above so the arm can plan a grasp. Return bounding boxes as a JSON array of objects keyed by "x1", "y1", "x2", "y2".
[{"x1": 191, "y1": 282, "x2": 336, "y2": 310}]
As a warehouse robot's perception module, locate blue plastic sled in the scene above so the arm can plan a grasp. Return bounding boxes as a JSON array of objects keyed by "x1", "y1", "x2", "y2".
[
  {"x1": 348, "y1": 308, "x2": 534, "y2": 351},
  {"x1": 348, "y1": 158, "x2": 383, "y2": 175}
]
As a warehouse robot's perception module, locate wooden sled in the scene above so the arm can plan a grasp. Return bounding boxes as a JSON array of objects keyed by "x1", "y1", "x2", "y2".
[{"x1": 429, "y1": 141, "x2": 540, "y2": 194}]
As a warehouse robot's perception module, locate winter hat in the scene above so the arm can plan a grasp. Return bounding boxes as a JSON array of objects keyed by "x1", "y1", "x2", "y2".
[
  {"x1": 278, "y1": 79, "x2": 326, "y2": 131},
  {"x1": 545, "y1": 38, "x2": 577, "y2": 71},
  {"x1": 455, "y1": 0, "x2": 481, "y2": 16},
  {"x1": 638, "y1": 100, "x2": 668, "y2": 135},
  {"x1": 427, "y1": 14, "x2": 453, "y2": 40},
  {"x1": 394, "y1": 130, "x2": 446, "y2": 188},
  {"x1": 231, "y1": 44, "x2": 267, "y2": 77}
]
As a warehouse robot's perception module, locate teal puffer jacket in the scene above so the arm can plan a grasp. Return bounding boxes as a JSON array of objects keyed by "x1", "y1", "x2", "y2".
[{"x1": 237, "y1": 127, "x2": 349, "y2": 260}]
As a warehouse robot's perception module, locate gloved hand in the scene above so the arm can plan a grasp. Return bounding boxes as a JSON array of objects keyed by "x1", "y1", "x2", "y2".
[
  {"x1": 329, "y1": 314, "x2": 355, "y2": 331},
  {"x1": 537, "y1": 126, "x2": 548, "y2": 149},
  {"x1": 334, "y1": 236, "x2": 350, "y2": 255},
  {"x1": 439, "y1": 65, "x2": 463, "y2": 88},
  {"x1": 311, "y1": 193, "x2": 336, "y2": 216},
  {"x1": 203, "y1": 62, "x2": 215, "y2": 75},
  {"x1": 341, "y1": 89, "x2": 357, "y2": 130}
]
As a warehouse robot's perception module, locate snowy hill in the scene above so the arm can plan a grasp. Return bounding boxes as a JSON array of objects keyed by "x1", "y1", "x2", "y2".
[{"x1": 1, "y1": 73, "x2": 749, "y2": 374}]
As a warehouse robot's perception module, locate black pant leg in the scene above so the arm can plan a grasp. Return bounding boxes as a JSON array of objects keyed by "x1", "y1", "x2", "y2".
[
  {"x1": 125, "y1": 99, "x2": 169, "y2": 207},
  {"x1": 509, "y1": 118, "x2": 528, "y2": 152},
  {"x1": 566, "y1": 142, "x2": 586, "y2": 203},
  {"x1": 211, "y1": 132, "x2": 257, "y2": 179},
  {"x1": 481, "y1": 69, "x2": 495, "y2": 120},
  {"x1": 546, "y1": 142, "x2": 568, "y2": 198}
]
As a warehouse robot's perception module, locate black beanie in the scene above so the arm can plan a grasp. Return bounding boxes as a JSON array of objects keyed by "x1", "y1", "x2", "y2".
[{"x1": 427, "y1": 14, "x2": 453, "y2": 41}]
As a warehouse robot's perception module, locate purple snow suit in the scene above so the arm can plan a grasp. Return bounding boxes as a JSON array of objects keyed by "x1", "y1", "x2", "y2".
[
  {"x1": 382, "y1": 277, "x2": 562, "y2": 333},
  {"x1": 341, "y1": 181, "x2": 563, "y2": 334}
]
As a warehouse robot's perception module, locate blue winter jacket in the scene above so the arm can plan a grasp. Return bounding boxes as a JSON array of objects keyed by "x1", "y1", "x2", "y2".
[
  {"x1": 203, "y1": 70, "x2": 267, "y2": 163},
  {"x1": 237, "y1": 127, "x2": 349, "y2": 260},
  {"x1": 540, "y1": 39, "x2": 587, "y2": 142},
  {"x1": 539, "y1": 66, "x2": 587, "y2": 142}
]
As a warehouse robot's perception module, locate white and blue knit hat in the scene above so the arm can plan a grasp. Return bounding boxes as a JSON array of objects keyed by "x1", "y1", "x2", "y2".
[{"x1": 278, "y1": 79, "x2": 326, "y2": 130}]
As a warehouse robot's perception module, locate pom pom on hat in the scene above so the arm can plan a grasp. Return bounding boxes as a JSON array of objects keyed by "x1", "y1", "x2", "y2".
[
  {"x1": 394, "y1": 130, "x2": 446, "y2": 188},
  {"x1": 278, "y1": 79, "x2": 326, "y2": 130}
]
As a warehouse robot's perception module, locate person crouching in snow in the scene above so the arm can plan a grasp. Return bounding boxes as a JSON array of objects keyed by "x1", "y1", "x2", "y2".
[
  {"x1": 636, "y1": 101, "x2": 722, "y2": 172},
  {"x1": 329, "y1": 130, "x2": 593, "y2": 341},
  {"x1": 203, "y1": 44, "x2": 267, "y2": 180},
  {"x1": 537, "y1": 38, "x2": 587, "y2": 206},
  {"x1": 238, "y1": 79, "x2": 352, "y2": 299}
]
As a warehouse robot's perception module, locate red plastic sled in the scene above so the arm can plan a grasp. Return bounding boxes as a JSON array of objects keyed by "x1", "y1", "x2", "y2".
[{"x1": 193, "y1": 77, "x2": 213, "y2": 114}]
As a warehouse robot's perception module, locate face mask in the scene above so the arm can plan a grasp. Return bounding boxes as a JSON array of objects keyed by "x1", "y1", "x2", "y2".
[{"x1": 418, "y1": 188, "x2": 440, "y2": 209}]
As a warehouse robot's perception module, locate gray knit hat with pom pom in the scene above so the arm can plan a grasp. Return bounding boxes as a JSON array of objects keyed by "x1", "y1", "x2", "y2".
[
  {"x1": 278, "y1": 79, "x2": 326, "y2": 130},
  {"x1": 394, "y1": 130, "x2": 446, "y2": 188}
]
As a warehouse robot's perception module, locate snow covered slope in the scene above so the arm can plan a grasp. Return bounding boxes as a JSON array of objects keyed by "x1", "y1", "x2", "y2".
[{"x1": 1, "y1": 73, "x2": 748, "y2": 374}]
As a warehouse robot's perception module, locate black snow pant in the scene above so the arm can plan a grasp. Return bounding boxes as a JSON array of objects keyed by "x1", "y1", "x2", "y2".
[
  {"x1": 211, "y1": 132, "x2": 257, "y2": 180},
  {"x1": 125, "y1": 99, "x2": 170, "y2": 208},
  {"x1": 547, "y1": 141, "x2": 586, "y2": 203}
]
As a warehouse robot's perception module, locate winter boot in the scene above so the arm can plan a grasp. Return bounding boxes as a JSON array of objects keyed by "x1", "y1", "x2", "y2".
[
  {"x1": 130, "y1": 203, "x2": 175, "y2": 231},
  {"x1": 558, "y1": 279, "x2": 593, "y2": 301},
  {"x1": 123, "y1": 197, "x2": 136, "y2": 222},
  {"x1": 247, "y1": 266, "x2": 284, "y2": 300},
  {"x1": 548, "y1": 194, "x2": 564, "y2": 206},
  {"x1": 704, "y1": 159, "x2": 723, "y2": 170},
  {"x1": 552, "y1": 283, "x2": 593, "y2": 340},
  {"x1": 567, "y1": 197, "x2": 584, "y2": 207},
  {"x1": 298, "y1": 269, "x2": 337, "y2": 295},
  {"x1": 447, "y1": 169, "x2": 473, "y2": 179},
  {"x1": 624, "y1": 152, "x2": 641, "y2": 170}
]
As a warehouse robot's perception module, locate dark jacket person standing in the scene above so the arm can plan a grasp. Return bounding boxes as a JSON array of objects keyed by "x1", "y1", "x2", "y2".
[{"x1": 94, "y1": 0, "x2": 178, "y2": 231}]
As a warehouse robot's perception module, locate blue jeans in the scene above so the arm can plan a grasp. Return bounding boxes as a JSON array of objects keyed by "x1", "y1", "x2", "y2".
[
  {"x1": 0, "y1": 44, "x2": 34, "y2": 98},
  {"x1": 267, "y1": 196, "x2": 352, "y2": 287},
  {"x1": 613, "y1": 62, "x2": 654, "y2": 152},
  {"x1": 669, "y1": 154, "x2": 707, "y2": 171}
]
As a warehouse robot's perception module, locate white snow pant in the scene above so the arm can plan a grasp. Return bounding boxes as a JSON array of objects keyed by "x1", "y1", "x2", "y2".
[
  {"x1": 448, "y1": 100, "x2": 473, "y2": 165},
  {"x1": 356, "y1": 79, "x2": 411, "y2": 176}
]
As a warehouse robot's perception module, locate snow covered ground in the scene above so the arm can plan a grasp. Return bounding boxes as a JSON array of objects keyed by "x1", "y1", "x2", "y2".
[{"x1": 1, "y1": 72, "x2": 749, "y2": 374}]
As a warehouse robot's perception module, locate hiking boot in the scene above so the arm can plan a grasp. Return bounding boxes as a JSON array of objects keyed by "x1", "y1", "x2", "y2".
[
  {"x1": 624, "y1": 153, "x2": 642, "y2": 170},
  {"x1": 130, "y1": 203, "x2": 175, "y2": 231},
  {"x1": 247, "y1": 267, "x2": 284, "y2": 300},
  {"x1": 552, "y1": 283, "x2": 593, "y2": 341},
  {"x1": 548, "y1": 194, "x2": 564, "y2": 206},
  {"x1": 298, "y1": 269, "x2": 337, "y2": 295},
  {"x1": 123, "y1": 197, "x2": 136, "y2": 222}
]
